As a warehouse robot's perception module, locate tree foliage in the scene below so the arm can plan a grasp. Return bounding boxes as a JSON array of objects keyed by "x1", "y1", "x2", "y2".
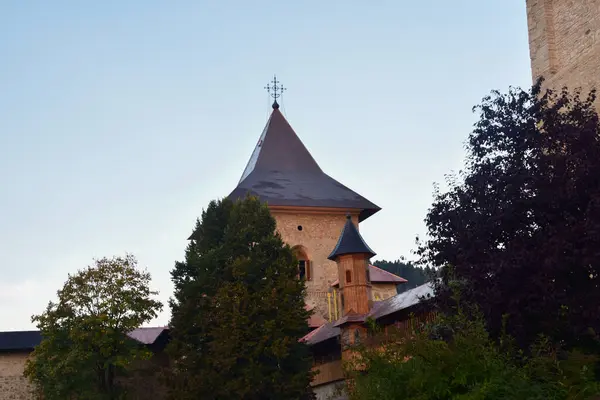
[
  {"x1": 418, "y1": 80, "x2": 600, "y2": 351},
  {"x1": 347, "y1": 307, "x2": 600, "y2": 400},
  {"x1": 167, "y1": 195, "x2": 314, "y2": 400},
  {"x1": 373, "y1": 258, "x2": 434, "y2": 293},
  {"x1": 24, "y1": 255, "x2": 163, "y2": 400}
]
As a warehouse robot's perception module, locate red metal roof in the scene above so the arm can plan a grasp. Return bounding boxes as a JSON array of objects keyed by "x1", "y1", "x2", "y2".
[
  {"x1": 330, "y1": 264, "x2": 407, "y2": 287},
  {"x1": 305, "y1": 303, "x2": 327, "y2": 328},
  {"x1": 369, "y1": 265, "x2": 408, "y2": 283},
  {"x1": 308, "y1": 313, "x2": 328, "y2": 328}
]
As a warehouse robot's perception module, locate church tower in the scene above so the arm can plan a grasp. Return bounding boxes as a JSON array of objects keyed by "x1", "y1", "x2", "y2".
[
  {"x1": 526, "y1": 0, "x2": 600, "y2": 109},
  {"x1": 228, "y1": 77, "x2": 380, "y2": 319}
]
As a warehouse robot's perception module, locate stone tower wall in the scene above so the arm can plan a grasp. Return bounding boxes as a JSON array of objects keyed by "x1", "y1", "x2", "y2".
[
  {"x1": 526, "y1": 0, "x2": 600, "y2": 109},
  {"x1": 271, "y1": 208, "x2": 360, "y2": 319}
]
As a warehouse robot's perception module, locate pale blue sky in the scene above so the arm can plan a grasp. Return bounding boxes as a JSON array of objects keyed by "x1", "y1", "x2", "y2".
[{"x1": 0, "y1": 1, "x2": 531, "y2": 330}]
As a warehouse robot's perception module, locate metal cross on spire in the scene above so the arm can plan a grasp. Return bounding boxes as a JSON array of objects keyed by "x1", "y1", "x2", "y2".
[{"x1": 264, "y1": 75, "x2": 286, "y2": 109}]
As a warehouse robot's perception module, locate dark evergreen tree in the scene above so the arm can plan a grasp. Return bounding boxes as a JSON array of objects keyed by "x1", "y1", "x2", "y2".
[
  {"x1": 418, "y1": 79, "x2": 600, "y2": 352},
  {"x1": 167, "y1": 196, "x2": 314, "y2": 400},
  {"x1": 373, "y1": 258, "x2": 433, "y2": 293}
]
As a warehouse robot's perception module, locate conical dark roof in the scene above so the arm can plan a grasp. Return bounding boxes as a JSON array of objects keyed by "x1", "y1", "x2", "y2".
[
  {"x1": 228, "y1": 108, "x2": 380, "y2": 222},
  {"x1": 327, "y1": 215, "x2": 376, "y2": 261}
]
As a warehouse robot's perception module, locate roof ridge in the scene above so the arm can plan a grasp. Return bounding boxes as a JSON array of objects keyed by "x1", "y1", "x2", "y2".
[
  {"x1": 370, "y1": 264, "x2": 407, "y2": 282},
  {"x1": 299, "y1": 322, "x2": 327, "y2": 343}
]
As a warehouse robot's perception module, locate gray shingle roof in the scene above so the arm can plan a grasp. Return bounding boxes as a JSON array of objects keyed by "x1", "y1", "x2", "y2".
[
  {"x1": 328, "y1": 215, "x2": 376, "y2": 260},
  {"x1": 302, "y1": 322, "x2": 340, "y2": 346},
  {"x1": 229, "y1": 109, "x2": 380, "y2": 222},
  {"x1": 330, "y1": 264, "x2": 408, "y2": 286}
]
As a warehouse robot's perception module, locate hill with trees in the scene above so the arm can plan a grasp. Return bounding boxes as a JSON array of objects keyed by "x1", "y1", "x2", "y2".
[{"x1": 373, "y1": 258, "x2": 433, "y2": 294}]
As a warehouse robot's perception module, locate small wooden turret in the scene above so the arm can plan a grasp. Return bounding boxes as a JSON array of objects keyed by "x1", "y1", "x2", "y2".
[
  {"x1": 328, "y1": 215, "x2": 377, "y2": 364},
  {"x1": 328, "y1": 215, "x2": 376, "y2": 317}
]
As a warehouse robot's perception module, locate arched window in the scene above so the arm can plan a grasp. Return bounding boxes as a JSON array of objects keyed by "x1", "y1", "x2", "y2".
[{"x1": 292, "y1": 246, "x2": 311, "y2": 281}]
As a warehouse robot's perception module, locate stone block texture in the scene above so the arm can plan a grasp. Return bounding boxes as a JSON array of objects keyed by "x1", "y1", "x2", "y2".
[
  {"x1": 0, "y1": 350, "x2": 168, "y2": 400},
  {"x1": 272, "y1": 208, "x2": 360, "y2": 319},
  {"x1": 0, "y1": 352, "x2": 35, "y2": 400},
  {"x1": 371, "y1": 283, "x2": 398, "y2": 301},
  {"x1": 527, "y1": 0, "x2": 600, "y2": 109}
]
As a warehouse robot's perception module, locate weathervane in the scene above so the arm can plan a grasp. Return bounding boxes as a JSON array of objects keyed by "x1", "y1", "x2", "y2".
[{"x1": 264, "y1": 75, "x2": 286, "y2": 109}]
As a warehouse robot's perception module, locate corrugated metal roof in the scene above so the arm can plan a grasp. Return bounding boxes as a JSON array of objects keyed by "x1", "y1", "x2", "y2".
[
  {"x1": 305, "y1": 303, "x2": 328, "y2": 328},
  {"x1": 229, "y1": 108, "x2": 380, "y2": 222},
  {"x1": 301, "y1": 322, "x2": 340, "y2": 346},
  {"x1": 308, "y1": 313, "x2": 328, "y2": 329},
  {"x1": 369, "y1": 265, "x2": 408, "y2": 284},
  {"x1": 303, "y1": 282, "x2": 435, "y2": 346},
  {"x1": 368, "y1": 282, "x2": 434, "y2": 320},
  {"x1": 330, "y1": 264, "x2": 407, "y2": 286},
  {"x1": 328, "y1": 215, "x2": 376, "y2": 260},
  {"x1": 333, "y1": 313, "x2": 367, "y2": 327}
]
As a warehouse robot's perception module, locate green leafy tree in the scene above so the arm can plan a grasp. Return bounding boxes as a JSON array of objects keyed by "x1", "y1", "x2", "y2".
[
  {"x1": 418, "y1": 80, "x2": 600, "y2": 351},
  {"x1": 24, "y1": 255, "x2": 163, "y2": 400},
  {"x1": 167, "y1": 196, "x2": 314, "y2": 400},
  {"x1": 347, "y1": 307, "x2": 600, "y2": 400}
]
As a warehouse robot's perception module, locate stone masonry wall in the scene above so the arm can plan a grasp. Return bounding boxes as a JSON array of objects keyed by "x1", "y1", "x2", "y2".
[
  {"x1": 0, "y1": 352, "x2": 35, "y2": 400},
  {"x1": 526, "y1": 0, "x2": 600, "y2": 109},
  {"x1": 0, "y1": 350, "x2": 168, "y2": 400},
  {"x1": 272, "y1": 208, "x2": 360, "y2": 319},
  {"x1": 371, "y1": 283, "x2": 398, "y2": 302}
]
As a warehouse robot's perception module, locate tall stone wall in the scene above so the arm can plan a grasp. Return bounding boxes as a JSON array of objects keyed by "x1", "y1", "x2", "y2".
[
  {"x1": 371, "y1": 283, "x2": 398, "y2": 301},
  {"x1": 272, "y1": 208, "x2": 360, "y2": 319},
  {"x1": 0, "y1": 350, "x2": 167, "y2": 400},
  {"x1": 526, "y1": 0, "x2": 600, "y2": 109},
  {"x1": 0, "y1": 352, "x2": 35, "y2": 400}
]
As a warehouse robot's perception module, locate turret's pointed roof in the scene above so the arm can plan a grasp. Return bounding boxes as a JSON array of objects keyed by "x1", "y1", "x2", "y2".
[
  {"x1": 229, "y1": 108, "x2": 380, "y2": 222},
  {"x1": 327, "y1": 215, "x2": 376, "y2": 260}
]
